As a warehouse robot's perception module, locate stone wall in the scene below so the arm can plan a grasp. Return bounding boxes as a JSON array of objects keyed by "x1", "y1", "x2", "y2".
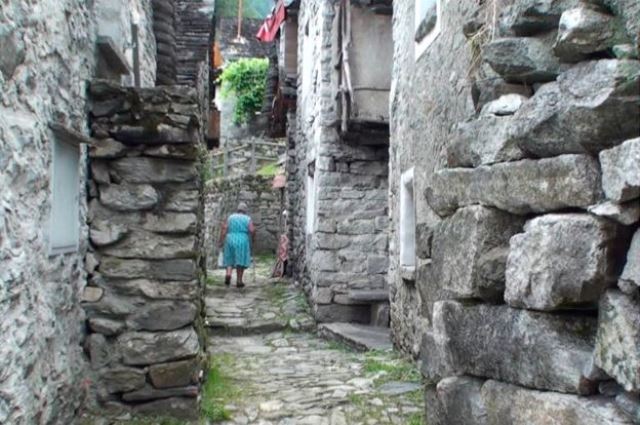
[
  {"x1": 288, "y1": 0, "x2": 390, "y2": 325},
  {"x1": 0, "y1": 1, "x2": 154, "y2": 423},
  {"x1": 390, "y1": 0, "x2": 640, "y2": 423},
  {"x1": 205, "y1": 175, "x2": 285, "y2": 269},
  {"x1": 82, "y1": 80, "x2": 206, "y2": 420},
  {"x1": 176, "y1": 0, "x2": 214, "y2": 86}
]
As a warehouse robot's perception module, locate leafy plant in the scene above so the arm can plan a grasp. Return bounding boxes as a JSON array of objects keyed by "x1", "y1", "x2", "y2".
[
  {"x1": 256, "y1": 161, "x2": 282, "y2": 177},
  {"x1": 218, "y1": 58, "x2": 269, "y2": 125}
]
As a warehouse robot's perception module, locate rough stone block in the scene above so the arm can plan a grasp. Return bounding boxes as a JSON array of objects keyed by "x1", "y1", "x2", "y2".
[
  {"x1": 448, "y1": 114, "x2": 525, "y2": 168},
  {"x1": 415, "y1": 223, "x2": 433, "y2": 259},
  {"x1": 314, "y1": 304, "x2": 370, "y2": 324},
  {"x1": 90, "y1": 202, "x2": 198, "y2": 234},
  {"x1": 481, "y1": 93, "x2": 528, "y2": 116},
  {"x1": 100, "y1": 184, "x2": 159, "y2": 211},
  {"x1": 620, "y1": 229, "x2": 640, "y2": 292},
  {"x1": 96, "y1": 278, "x2": 199, "y2": 301},
  {"x1": 483, "y1": 37, "x2": 563, "y2": 83},
  {"x1": 89, "y1": 317, "x2": 125, "y2": 336},
  {"x1": 595, "y1": 290, "x2": 640, "y2": 392},
  {"x1": 118, "y1": 328, "x2": 200, "y2": 366},
  {"x1": 433, "y1": 301, "x2": 597, "y2": 394},
  {"x1": 89, "y1": 138, "x2": 127, "y2": 158},
  {"x1": 89, "y1": 222, "x2": 128, "y2": 247},
  {"x1": 426, "y1": 154, "x2": 602, "y2": 216},
  {"x1": 371, "y1": 303, "x2": 390, "y2": 327},
  {"x1": 499, "y1": 0, "x2": 583, "y2": 36},
  {"x1": 100, "y1": 258, "x2": 197, "y2": 281},
  {"x1": 508, "y1": 60, "x2": 640, "y2": 158},
  {"x1": 616, "y1": 392, "x2": 640, "y2": 423},
  {"x1": 110, "y1": 124, "x2": 198, "y2": 145},
  {"x1": 554, "y1": 7, "x2": 616, "y2": 62},
  {"x1": 436, "y1": 377, "x2": 488, "y2": 425},
  {"x1": 87, "y1": 334, "x2": 114, "y2": 370},
  {"x1": 110, "y1": 157, "x2": 197, "y2": 184},
  {"x1": 432, "y1": 206, "x2": 525, "y2": 301},
  {"x1": 126, "y1": 301, "x2": 198, "y2": 331},
  {"x1": 149, "y1": 358, "x2": 199, "y2": 389},
  {"x1": 506, "y1": 214, "x2": 621, "y2": 311},
  {"x1": 101, "y1": 231, "x2": 197, "y2": 260},
  {"x1": 133, "y1": 397, "x2": 199, "y2": 420},
  {"x1": 122, "y1": 385, "x2": 198, "y2": 402},
  {"x1": 164, "y1": 190, "x2": 199, "y2": 212},
  {"x1": 599, "y1": 137, "x2": 640, "y2": 203},
  {"x1": 481, "y1": 380, "x2": 634, "y2": 424},
  {"x1": 100, "y1": 367, "x2": 146, "y2": 394},
  {"x1": 588, "y1": 201, "x2": 640, "y2": 226}
]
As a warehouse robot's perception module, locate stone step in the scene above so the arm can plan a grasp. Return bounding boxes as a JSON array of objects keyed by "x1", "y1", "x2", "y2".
[
  {"x1": 318, "y1": 323, "x2": 393, "y2": 352},
  {"x1": 347, "y1": 289, "x2": 389, "y2": 303}
]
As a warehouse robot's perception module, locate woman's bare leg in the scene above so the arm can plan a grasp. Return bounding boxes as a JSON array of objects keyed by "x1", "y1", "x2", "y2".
[
  {"x1": 225, "y1": 267, "x2": 232, "y2": 286},
  {"x1": 236, "y1": 268, "x2": 245, "y2": 288}
]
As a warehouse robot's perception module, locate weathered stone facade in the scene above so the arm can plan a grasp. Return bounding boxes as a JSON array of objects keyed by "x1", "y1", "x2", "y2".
[
  {"x1": 287, "y1": 0, "x2": 392, "y2": 325},
  {"x1": 0, "y1": 2, "x2": 156, "y2": 423},
  {"x1": 389, "y1": 0, "x2": 640, "y2": 423},
  {"x1": 83, "y1": 80, "x2": 206, "y2": 419},
  {"x1": 205, "y1": 175, "x2": 286, "y2": 268}
]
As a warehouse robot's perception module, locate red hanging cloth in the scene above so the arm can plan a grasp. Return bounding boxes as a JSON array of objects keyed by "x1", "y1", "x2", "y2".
[{"x1": 256, "y1": 0, "x2": 286, "y2": 42}]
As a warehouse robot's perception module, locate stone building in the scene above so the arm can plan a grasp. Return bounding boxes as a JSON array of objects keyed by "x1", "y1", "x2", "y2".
[
  {"x1": 0, "y1": 2, "x2": 157, "y2": 423},
  {"x1": 1, "y1": 1, "x2": 214, "y2": 423},
  {"x1": 388, "y1": 0, "x2": 640, "y2": 423},
  {"x1": 286, "y1": 0, "x2": 394, "y2": 326}
]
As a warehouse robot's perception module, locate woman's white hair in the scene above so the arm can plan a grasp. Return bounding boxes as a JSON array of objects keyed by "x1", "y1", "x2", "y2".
[{"x1": 237, "y1": 202, "x2": 249, "y2": 213}]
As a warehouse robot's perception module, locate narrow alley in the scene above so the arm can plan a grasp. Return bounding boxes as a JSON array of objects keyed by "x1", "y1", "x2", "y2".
[
  {"x1": 2, "y1": 0, "x2": 639, "y2": 424},
  {"x1": 203, "y1": 258, "x2": 424, "y2": 425}
]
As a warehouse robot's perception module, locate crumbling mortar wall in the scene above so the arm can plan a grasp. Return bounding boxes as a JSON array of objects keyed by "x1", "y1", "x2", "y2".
[{"x1": 390, "y1": 0, "x2": 640, "y2": 423}]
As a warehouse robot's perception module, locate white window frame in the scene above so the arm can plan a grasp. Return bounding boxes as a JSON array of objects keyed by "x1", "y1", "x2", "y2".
[
  {"x1": 400, "y1": 168, "x2": 416, "y2": 267},
  {"x1": 305, "y1": 166, "x2": 317, "y2": 235},
  {"x1": 415, "y1": 0, "x2": 443, "y2": 60},
  {"x1": 49, "y1": 139, "x2": 81, "y2": 256}
]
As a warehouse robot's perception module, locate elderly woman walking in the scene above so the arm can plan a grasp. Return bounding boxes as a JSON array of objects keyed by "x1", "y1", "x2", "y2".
[{"x1": 219, "y1": 202, "x2": 255, "y2": 288}]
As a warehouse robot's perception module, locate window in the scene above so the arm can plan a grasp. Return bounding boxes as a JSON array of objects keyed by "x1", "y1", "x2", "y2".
[
  {"x1": 49, "y1": 139, "x2": 80, "y2": 255},
  {"x1": 400, "y1": 168, "x2": 416, "y2": 267},
  {"x1": 415, "y1": 0, "x2": 442, "y2": 59},
  {"x1": 306, "y1": 162, "x2": 316, "y2": 235}
]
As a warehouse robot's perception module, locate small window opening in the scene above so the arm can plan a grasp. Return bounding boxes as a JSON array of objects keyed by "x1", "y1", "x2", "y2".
[
  {"x1": 306, "y1": 161, "x2": 316, "y2": 235},
  {"x1": 400, "y1": 168, "x2": 416, "y2": 267},
  {"x1": 415, "y1": 0, "x2": 442, "y2": 59},
  {"x1": 49, "y1": 139, "x2": 80, "y2": 255}
]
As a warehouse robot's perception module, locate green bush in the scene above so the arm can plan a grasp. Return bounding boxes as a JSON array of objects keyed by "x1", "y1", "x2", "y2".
[{"x1": 218, "y1": 58, "x2": 269, "y2": 125}]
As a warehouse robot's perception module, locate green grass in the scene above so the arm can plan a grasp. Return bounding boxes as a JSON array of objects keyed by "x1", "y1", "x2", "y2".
[
  {"x1": 201, "y1": 354, "x2": 241, "y2": 422},
  {"x1": 206, "y1": 274, "x2": 225, "y2": 286},
  {"x1": 363, "y1": 351, "x2": 422, "y2": 385},
  {"x1": 325, "y1": 339, "x2": 354, "y2": 353},
  {"x1": 256, "y1": 162, "x2": 282, "y2": 177},
  {"x1": 407, "y1": 412, "x2": 424, "y2": 425}
]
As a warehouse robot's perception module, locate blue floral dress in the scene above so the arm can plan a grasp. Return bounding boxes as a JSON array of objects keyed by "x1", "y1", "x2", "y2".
[{"x1": 223, "y1": 213, "x2": 252, "y2": 268}]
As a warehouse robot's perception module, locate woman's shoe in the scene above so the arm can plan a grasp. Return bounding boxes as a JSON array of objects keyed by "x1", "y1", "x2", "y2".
[
  {"x1": 237, "y1": 281, "x2": 245, "y2": 288},
  {"x1": 224, "y1": 276, "x2": 231, "y2": 286}
]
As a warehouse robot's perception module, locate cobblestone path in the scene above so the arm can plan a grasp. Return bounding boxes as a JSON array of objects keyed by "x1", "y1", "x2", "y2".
[{"x1": 204, "y1": 260, "x2": 425, "y2": 425}]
